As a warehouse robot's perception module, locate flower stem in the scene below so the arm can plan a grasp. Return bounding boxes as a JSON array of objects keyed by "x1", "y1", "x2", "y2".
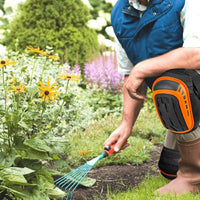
[
  {"x1": 2, "y1": 67, "x2": 12, "y2": 148},
  {"x1": 29, "y1": 56, "x2": 37, "y2": 85},
  {"x1": 20, "y1": 57, "x2": 37, "y2": 118},
  {"x1": 51, "y1": 80, "x2": 69, "y2": 127},
  {"x1": 40, "y1": 102, "x2": 46, "y2": 129},
  {"x1": 40, "y1": 57, "x2": 47, "y2": 81},
  {"x1": 2, "y1": 67, "x2": 7, "y2": 113}
]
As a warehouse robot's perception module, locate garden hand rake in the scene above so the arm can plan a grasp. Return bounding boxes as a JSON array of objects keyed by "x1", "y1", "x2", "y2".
[{"x1": 54, "y1": 141, "x2": 126, "y2": 200}]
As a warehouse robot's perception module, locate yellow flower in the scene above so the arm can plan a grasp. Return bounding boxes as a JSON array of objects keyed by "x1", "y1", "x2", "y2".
[
  {"x1": 36, "y1": 78, "x2": 60, "y2": 104},
  {"x1": 26, "y1": 46, "x2": 46, "y2": 56},
  {"x1": 57, "y1": 73, "x2": 80, "y2": 82},
  {"x1": 45, "y1": 54, "x2": 60, "y2": 61},
  {"x1": 0, "y1": 59, "x2": 17, "y2": 68},
  {"x1": 26, "y1": 46, "x2": 60, "y2": 61},
  {"x1": 10, "y1": 83, "x2": 26, "y2": 94},
  {"x1": 9, "y1": 77, "x2": 16, "y2": 84}
]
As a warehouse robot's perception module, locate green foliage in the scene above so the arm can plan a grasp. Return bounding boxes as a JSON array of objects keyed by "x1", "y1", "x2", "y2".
[
  {"x1": 65, "y1": 115, "x2": 155, "y2": 167},
  {"x1": 3, "y1": 0, "x2": 98, "y2": 66},
  {"x1": 133, "y1": 107, "x2": 166, "y2": 144},
  {"x1": 89, "y1": 0, "x2": 113, "y2": 19},
  {"x1": 143, "y1": 88, "x2": 155, "y2": 111},
  {"x1": 86, "y1": 87, "x2": 123, "y2": 118},
  {"x1": 0, "y1": 0, "x2": 5, "y2": 14}
]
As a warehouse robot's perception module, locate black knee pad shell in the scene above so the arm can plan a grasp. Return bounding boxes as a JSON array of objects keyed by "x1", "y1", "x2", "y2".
[
  {"x1": 152, "y1": 69, "x2": 200, "y2": 134},
  {"x1": 158, "y1": 146, "x2": 181, "y2": 180}
]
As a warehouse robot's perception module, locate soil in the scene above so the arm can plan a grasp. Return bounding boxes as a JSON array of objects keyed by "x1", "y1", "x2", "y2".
[{"x1": 58, "y1": 145, "x2": 162, "y2": 200}]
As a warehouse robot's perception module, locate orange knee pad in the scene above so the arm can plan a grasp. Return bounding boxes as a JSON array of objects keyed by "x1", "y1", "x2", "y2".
[{"x1": 152, "y1": 70, "x2": 200, "y2": 134}]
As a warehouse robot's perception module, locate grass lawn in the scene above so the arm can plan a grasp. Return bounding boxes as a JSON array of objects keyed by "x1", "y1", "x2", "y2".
[
  {"x1": 104, "y1": 175, "x2": 200, "y2": 200},
  {"x1": 65, "y1": 107, "x2": 165, "y2": 167}
]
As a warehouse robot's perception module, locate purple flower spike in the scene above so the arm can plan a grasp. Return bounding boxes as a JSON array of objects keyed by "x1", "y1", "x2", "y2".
[{"x1": 84, "y1": 54, "x2": 124, "y2": 93}]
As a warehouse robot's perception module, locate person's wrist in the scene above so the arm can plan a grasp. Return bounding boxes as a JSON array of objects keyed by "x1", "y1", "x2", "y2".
[
  {"x1": 133, "y1": 63, "x2": 145, "y2": 79},
  {"x1": 120, "y1": 120, "x2": 133, "y2": 135}
]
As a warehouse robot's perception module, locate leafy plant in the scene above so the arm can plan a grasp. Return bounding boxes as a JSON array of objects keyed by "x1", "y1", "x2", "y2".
[{"x1": 0, "y1": 47, "x2": 83, "y2": 199}]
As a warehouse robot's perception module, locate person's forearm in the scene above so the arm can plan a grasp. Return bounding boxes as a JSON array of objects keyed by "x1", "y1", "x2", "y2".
[
  {"x1": 134, "y1": 47, "x2": 200, "y2": 79},
  {"x1": 121, "y1": 76, "x2": 144, "y2": 130}
]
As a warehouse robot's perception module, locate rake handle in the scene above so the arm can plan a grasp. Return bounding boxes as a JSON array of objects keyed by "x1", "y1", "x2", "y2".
[{"x1": 103, "y1": 140, "x2": 128, "y2": 157}]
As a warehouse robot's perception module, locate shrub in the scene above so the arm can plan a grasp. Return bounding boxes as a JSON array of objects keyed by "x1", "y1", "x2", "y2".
[{"x1": 3, "y1": 0, "x2": 98, "y2": 66}]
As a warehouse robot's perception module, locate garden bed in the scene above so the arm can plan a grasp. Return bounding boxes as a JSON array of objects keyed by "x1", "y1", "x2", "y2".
[{"x1": 60, "y1": 144, "x2": 162, "y2": 200}]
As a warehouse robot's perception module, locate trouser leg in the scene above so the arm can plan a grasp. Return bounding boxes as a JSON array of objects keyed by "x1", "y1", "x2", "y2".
[
  {"x1": 164, "y1": 130, "x2": 178, "y2": 150},
  {"x1": 176, "y1": 126, "x2": 200, "y2": 142}
]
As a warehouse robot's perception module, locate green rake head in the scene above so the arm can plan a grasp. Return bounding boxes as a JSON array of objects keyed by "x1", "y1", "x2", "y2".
[
  {"x1": 54, "y1": 154, "x2": 106, "y2": 200},
  {"x1": 54, "y1": 141, "x2": 128, "y2": 200}
]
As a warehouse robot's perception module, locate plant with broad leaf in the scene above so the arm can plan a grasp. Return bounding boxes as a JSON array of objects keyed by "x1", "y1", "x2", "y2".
[{"x1": 0, "y1": 47, "x2": 82, "y2": 200}]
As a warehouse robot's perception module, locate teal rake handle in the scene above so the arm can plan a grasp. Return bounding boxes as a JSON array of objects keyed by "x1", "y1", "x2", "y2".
[{"x1": 55, "y1": 140, "x2": 128, "y2": 200}]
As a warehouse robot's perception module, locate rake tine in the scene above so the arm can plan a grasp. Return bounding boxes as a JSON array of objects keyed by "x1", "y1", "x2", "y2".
[
  {"x1": 71, "y1": 166, "x2": 92, "y2": 192},
  {"x1": 63, "y1": 166, "x2": 92, "y2": 200},
  {"x1": 67, "y1": 170, "x2": 89, "y2": 200},
  {"x1": 54, "y1": 166, "x2": 86, "y2": 188},
  {"x1": 58, "y1": 173, "x2": 83, "y2": 191}
]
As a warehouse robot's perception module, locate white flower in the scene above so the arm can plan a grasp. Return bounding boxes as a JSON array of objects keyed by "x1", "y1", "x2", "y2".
[
  {"x1": 81, "y1": 0, "x2": 93, "y2": 9},
  {"x1": 98, "y1": 34, "x2": 106, "y2": 44},
  {"x1": 105, "y1": 0, "x2": 117, "y2": 6},
  {"x1": 5, "y1": 0, "x2": 26, "y2": 7},
  {"x1": 98, "y1": 34, "x2": 116, "y2": 50},
  {"x1": 0, "y1": 10, "x2": 3, "y2": 17},
  {"x1": 0, "y1": 45, "x2": 7, "y2": 56},
  {"x1": 105, "y1": 26, "x2": 115, "y2": 38},
  {"x1": 97, "y1": 17, "x2": 107, "y2": 27},
  {"x1": 98, "y1": 11, "x2": 111, "y2": 22},
  {"x1": 87, "y1": 19, "x2": 101, "y2": 30},
  {"x1": 87, "y1": 17, "x2": 107, "y2": 31}
]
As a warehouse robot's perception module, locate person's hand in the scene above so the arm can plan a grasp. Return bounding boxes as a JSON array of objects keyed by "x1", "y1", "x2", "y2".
[
  {"x1": 125, "y1": 68, "x2": 147, "y2": 101},
  {"x1": 103, "y1": 124, "x2": 130, "y2": 153}
]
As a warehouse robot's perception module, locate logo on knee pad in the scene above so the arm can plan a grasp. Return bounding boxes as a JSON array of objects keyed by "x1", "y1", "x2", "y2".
[{"x1": 152, "y1": 76, "x2": 194, "y2": 134}]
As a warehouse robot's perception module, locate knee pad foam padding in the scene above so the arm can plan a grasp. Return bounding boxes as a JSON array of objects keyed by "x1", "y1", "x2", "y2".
[{"x1": 158, "y1": 146, "x2": 180, "y2": 180}]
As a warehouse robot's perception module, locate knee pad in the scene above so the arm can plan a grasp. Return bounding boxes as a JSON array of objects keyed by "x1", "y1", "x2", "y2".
[
  {"x1": 152, "y1": 70, "x2": 200, "y2": 134},
  {"x1": 158, "y1": 146, "x2": 180, "y2": 180}
]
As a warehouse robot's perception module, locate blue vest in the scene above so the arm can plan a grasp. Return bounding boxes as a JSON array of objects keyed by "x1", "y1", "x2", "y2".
[{"x1": 111, "y1": 0, "x2": 185, "y2": 65}]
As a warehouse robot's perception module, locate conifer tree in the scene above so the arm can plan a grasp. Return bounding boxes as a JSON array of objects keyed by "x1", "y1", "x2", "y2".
[{"x1": 3, "y1": 0, "x2": 98, "y2": 66}]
